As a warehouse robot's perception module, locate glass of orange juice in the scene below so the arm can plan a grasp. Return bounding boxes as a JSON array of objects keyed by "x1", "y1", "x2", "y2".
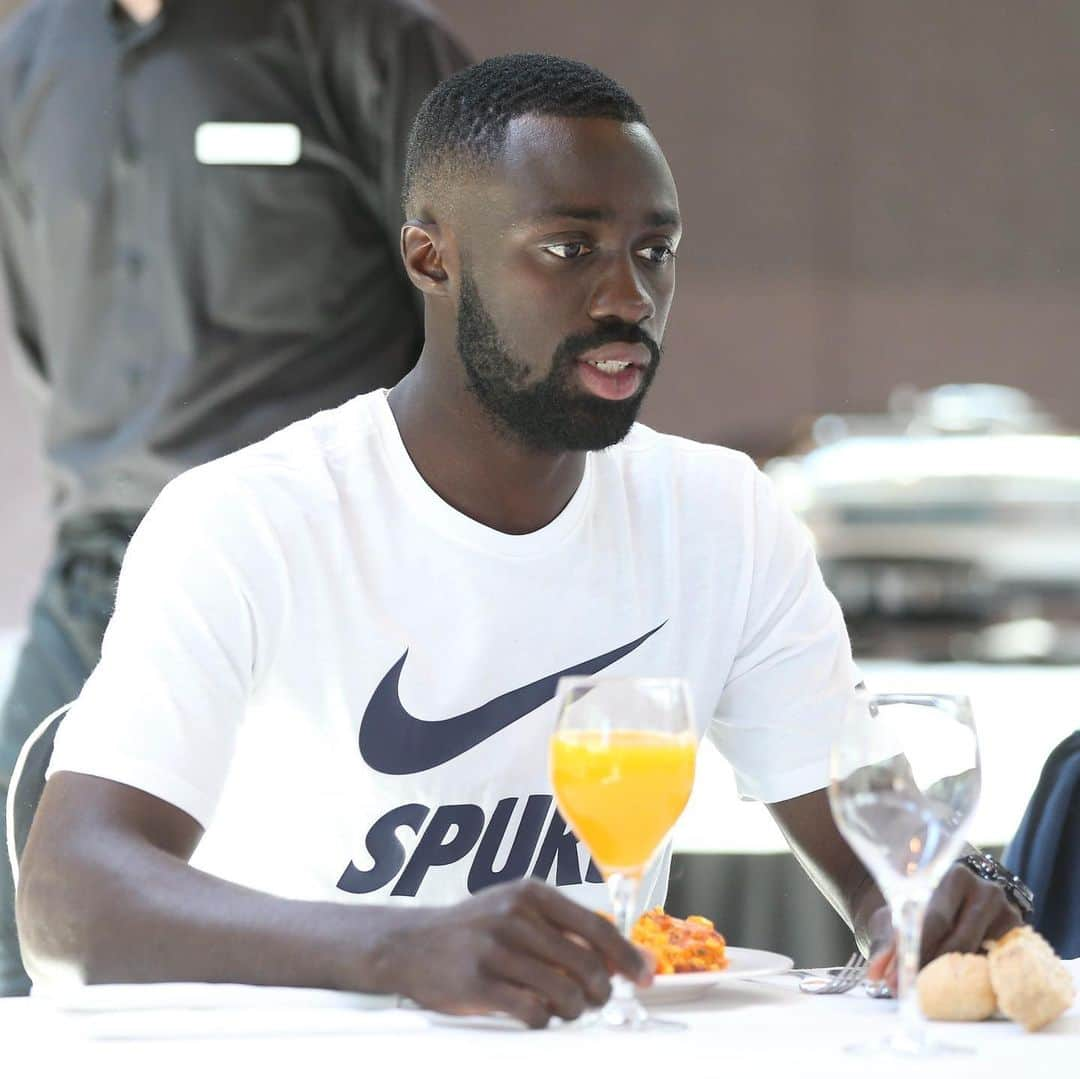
[{"x1": 550, "y1": 676, "x2": 697, "y2": 1031}]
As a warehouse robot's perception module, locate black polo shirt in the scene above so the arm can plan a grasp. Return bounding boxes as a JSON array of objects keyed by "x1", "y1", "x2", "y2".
[{"x1": 0, "y1": 0, "x2": 468, "y2": 522}]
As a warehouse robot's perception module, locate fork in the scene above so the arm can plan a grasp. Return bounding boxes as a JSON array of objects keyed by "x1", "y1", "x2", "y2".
[{"x1": 797, "y1": 952, "x2": 868, "y2": 995}]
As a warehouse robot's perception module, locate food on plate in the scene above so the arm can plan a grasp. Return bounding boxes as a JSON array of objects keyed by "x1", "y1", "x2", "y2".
[
  {"x1": 630, "y1": 907, "x2": 728, "y2": 974},
  {"x1": 986, "y1": 926, "x2": 1075, "y2": 1032},
  {"x1": 917, "y1": 953, "x2": 996, "y2": 1021}
]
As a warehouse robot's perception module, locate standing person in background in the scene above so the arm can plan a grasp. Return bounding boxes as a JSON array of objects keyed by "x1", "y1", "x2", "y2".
[{"x1": 0, "y1": 0, "x2": 469, "y2": 996}]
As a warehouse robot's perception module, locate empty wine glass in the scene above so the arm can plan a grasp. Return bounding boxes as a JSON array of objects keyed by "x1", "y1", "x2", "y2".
[{"x1": 829, "y1": 690, "x2": 980, "y2": 1056}]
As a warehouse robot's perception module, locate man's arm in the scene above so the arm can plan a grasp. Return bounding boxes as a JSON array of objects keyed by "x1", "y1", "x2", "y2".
[
  {"x1": 713, "y1": 465, "x2": 1022, "y2": 987},
  {"x1": 19, "y1": 772, "x2": 648, "y2": 1026},
  {"x1": 766, "y1": 788, "x2": 884, "y2": 956},
  {"x1": 16, "y1": 469, "x2": 646, "y2": 1026},
  {"x1": 19, "y1": 773, "x2": 371, "y2": 990},
  {"x1": 768, "y1": 788, "x2": 1022, "y2": 987}
]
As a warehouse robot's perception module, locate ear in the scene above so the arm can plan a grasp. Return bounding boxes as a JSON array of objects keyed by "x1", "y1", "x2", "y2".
[{"x1": 401, "y1": 219, "x2": 450, "y2": 297}]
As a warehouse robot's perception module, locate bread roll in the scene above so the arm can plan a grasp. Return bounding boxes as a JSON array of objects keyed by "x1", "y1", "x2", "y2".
[
  {"x1": 987, "y1": 926, "x2": 1075, "y2": 1032},
  {"x1": 917, "y1": 953, "x2": 997, "y2": 1021}
]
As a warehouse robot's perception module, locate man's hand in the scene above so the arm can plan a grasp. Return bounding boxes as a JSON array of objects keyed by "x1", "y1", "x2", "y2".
[
  {"x1": 374, "y1": 879, "x2": 652, "y2": 1028},
  {"x1": 865, "y1": 862, "x2": 1023, "y2": 992}
]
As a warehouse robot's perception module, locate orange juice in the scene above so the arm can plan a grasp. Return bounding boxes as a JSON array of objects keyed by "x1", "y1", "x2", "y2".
[{"x1": 550, "y1": 729, "x2": 697, "y2": 876}]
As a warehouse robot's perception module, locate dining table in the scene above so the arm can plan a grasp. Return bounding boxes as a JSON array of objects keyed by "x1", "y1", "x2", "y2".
[{"x1": 1, "y1": 962, "x2": 1076, "y2": 1079}]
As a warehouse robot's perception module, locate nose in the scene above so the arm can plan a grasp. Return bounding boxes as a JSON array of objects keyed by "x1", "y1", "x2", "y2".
[{"x1": 587, "y1": 254, "x2": 655, "y2": 326}]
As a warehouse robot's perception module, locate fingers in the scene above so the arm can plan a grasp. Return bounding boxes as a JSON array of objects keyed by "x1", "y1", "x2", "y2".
[
  {"x1": 865, "y1": 903, "x2": 894, "y2": 983},
  {"x1": 985, "y1": 906, "x2": 1023, "y2": 946},
  {"x1": 487, "y1": 983, "x2": 552, "y2": 1030},
  {"x1": 922, "y1": 864, "x2": 1023, "y2": 962},
  {"x1": 863, "y1": 866, "x2": 1025, "y2": 1004},
  {"x1": 930, "y1": 886, "x2": 999, "y2": 959},
  {"x1": 481, "y1": 945, "x2": 588, "y2": 1022},
  {"x1": 866, "y1": 942, "x2": 894, "y2": 983},
  {"x1": 430, "y1": 880, "x2": 655, "y2": 1026},
  {"x1": 883, "y1": 949, "x2": 898, "y2": 990},
  {"x1": 919, "y1": 865, "x2": 967, "y2": 960},
  {"x1": 528, "y1": 882, "x2": 650, "y2": 983},
  {"x1": 500, "y1": 916, "x2": 611, "y2": 1004}
]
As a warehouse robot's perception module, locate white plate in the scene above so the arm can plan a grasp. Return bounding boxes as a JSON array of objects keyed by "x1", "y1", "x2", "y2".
[{"x1": 639, "y1": 946, "x2": 793, "y2": 1005}]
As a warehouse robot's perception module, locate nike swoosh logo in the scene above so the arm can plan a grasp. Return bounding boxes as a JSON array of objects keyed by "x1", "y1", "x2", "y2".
[{"x1": 358, "y1": 622, "x2": 667, "y2": 775}]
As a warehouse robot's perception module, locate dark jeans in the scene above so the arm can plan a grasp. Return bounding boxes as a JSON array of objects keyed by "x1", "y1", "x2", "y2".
[{"x1": 0, "y1": 515, "x2": 138, "y2": 996}]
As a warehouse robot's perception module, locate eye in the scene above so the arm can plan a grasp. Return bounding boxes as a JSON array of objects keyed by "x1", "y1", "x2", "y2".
[
  {"x1": 543, "y1": 241, "x2": 592, "y2": 260},
  {"x1": 637, "y1": 244, "x2": 677, "y2": 265}
]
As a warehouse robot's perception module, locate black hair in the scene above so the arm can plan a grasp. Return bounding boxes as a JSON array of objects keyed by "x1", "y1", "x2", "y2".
[{"x1": 402, "y1": 53, "x2": 647, "y2": 214}]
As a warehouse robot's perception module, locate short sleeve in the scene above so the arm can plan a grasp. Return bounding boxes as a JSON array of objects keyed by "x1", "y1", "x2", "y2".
[
  {"x1": 47, "y1": 470, "x2": 286, "y2": 828},
  {"x1": 708, "y1": 467, "x2": 859, "y2": 803}
]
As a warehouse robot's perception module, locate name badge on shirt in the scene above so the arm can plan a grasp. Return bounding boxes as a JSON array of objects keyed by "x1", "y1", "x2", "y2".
[{"x1": 194, "y1": 122, "x2": 302, "y2": 166}]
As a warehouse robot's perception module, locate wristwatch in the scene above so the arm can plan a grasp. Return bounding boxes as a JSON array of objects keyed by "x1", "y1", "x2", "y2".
[{"x1": 959, "y1": 851, "x2": 1035, "y2": 920}]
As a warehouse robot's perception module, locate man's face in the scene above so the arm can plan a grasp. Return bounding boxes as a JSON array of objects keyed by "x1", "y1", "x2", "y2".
[{"x1": 452, "y1": 115, "x2": 681, "y2": 453}]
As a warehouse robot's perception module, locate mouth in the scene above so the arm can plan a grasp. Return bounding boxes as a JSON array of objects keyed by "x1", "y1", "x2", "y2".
[
  {"x1": 574, "y1": 343, "x2": 650, "y2": 401},
  {"x1": 577, "y1": 342, "x2": 651, "y2": 373}
]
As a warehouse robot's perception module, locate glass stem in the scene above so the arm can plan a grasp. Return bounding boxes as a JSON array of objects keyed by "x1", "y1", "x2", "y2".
[
  {"x1": 606, "y1": 872, "x2": 641, "y2": 1018},
  {"x1": 893, "y1": 894, "x2": 928, "y2": 1050}
]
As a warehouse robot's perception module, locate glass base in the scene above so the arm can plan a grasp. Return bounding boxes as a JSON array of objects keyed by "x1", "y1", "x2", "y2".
[
  {"x1": 590, "y1": 999, "x2": 685, "y2": 1032},
  {"x1": 845, "y1": 1033, "x2": 973, "y2": 1057},
  {"x1": 588, "y1": 970, "x2": 686, "y2": 1031}
]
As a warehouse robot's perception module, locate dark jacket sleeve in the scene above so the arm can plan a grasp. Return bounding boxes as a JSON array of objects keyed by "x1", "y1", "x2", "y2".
[
  {"x1": 0, "y1": 18, "x2": 47, "y2": 395},
  {"x1": 370, "y1": 7, "x2": 472, "y2": 254},
  {"x1": 1004, "y1": 731, "x2": 1080, "y2": 958},
  {"x1": 318, "y1": 0, "x2": 471, "y2": 311}
]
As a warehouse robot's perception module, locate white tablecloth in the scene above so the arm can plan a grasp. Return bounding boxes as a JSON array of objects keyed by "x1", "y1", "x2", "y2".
[{"x1": 3, "y1": 963, "x2": 1077, "y2": 1079}]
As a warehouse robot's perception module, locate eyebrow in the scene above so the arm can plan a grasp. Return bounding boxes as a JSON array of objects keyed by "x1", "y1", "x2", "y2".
[{"x1": 530, "y1": 206, "x2": 681, "y2": 229}]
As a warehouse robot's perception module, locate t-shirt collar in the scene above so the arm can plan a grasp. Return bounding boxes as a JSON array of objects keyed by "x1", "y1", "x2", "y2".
[{"x1": 368, "y1": 389, "x2": 595, "y2": 560}]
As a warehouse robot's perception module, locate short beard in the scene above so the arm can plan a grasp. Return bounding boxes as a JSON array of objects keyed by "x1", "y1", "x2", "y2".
[{"x1": 455, "y1": 269, "x2": 661, "y2": 453}]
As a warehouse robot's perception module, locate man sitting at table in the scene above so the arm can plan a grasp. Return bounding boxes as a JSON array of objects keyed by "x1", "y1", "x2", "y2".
[{"x1": 16, "y1": 54, "x2": 1025, "y2": 1027}]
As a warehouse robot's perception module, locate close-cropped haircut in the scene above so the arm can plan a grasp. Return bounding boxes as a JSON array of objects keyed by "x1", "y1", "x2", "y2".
[{"x1": 402, "y1": 53, "x2": 647, "y2": 215}]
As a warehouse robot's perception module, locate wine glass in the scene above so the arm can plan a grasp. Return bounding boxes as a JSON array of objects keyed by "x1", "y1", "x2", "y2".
[
  {"x1": 550, "y1": 675, "x2": 697, "y2": 1031},
  {"x1": 829, "y1": 690, "x2": 981, "y2": 1056}
]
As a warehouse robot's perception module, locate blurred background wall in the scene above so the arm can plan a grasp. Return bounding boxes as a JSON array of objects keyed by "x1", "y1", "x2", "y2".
[{"x1": 3, "y1": 0, "x2": 1079, "y2": 627}]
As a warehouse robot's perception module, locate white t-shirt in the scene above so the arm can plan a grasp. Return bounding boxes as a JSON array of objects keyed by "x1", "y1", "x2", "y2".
[{"x1": 48, "y1": 389, "x2": 857, "y2": 913}]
